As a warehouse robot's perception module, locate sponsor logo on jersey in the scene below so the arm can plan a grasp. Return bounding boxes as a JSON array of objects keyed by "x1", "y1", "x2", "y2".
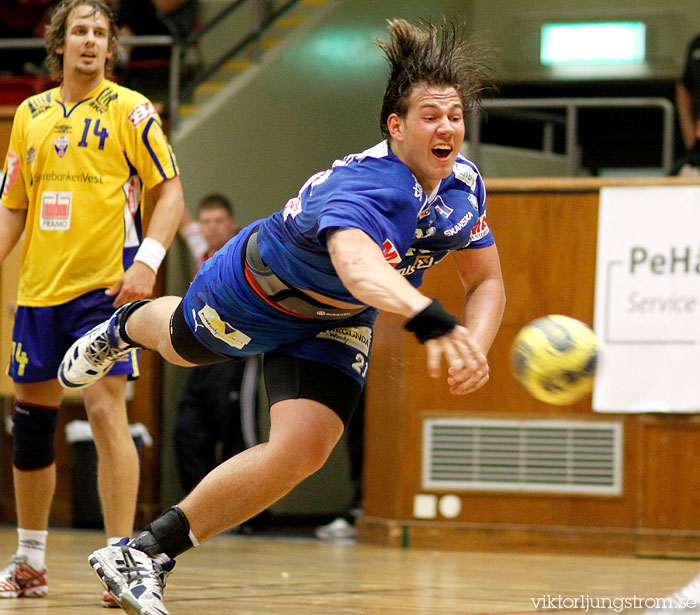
[
  {"x1": 468, "y1": 194, "x2": 479, "y2": 211},
  {"x1": 282, "y1": 196, "x2": 302, "y2": 221},
  {"x1": 413, "y1": 179, "x2": 423, "y2": 200},
  {"x1": 123, "y1": 176, "x2": 140, "y2": 217},
  {"x1": 444, "y1": 210, "x2": 473, "y2": 236},
  {"x1": 35, "y1": 171, "x2": 103, "y2": 183},
  {"x1": 434, "y1": 195, "x2": 454, "y2": 218},
  {"x1": 196, "y1": 304, "x2": 251, "y2": 349},
  {"x1": 414, "y1": 226, "x2": 436, "y2": 239},
  {"x1": 54, "y1": 135, "x2": 69, "y2": 158},
  {"x1": 470, "y1": 213, "x2": 489, "y2": 241},
  {"x1": 28, "y1": 93, "x2": 52, "y2": 118},
  {"x1": 417, "y1": 203, "x2": 430, "y2": 219},
  {"x1": 397, "y1": 254, "x2": 435, "y2": 276},
  {"x1": 123, "y1": 176, "x2": 142, "y2": 248},
  {"x1": 454, "y1": 162, "x2": 477, "y2": 189},
  {"x1": 40, "y1": 191, "x2": 72, "y2": 230},
  {"x1": 128, "y1": 101, "x2": 157, "y2": 127},
  {"x1": 382, "y1": 238, "x2": 402, "y2": 266},
  {"x1": 2, "y1": 152, "x2": 19, "y2": 196},
  {"x1": 54, "y1": 124, "x2": 72, "y2": 135},
  {"x1": 317, "y1": 326, "x2": 372, "y2": 354},
  {"x1": 90, "y1": 87, "x2": 118, "y2": 113},
  {"x1": 26, "y1": 147, "x2": 36, "y2": 164}
]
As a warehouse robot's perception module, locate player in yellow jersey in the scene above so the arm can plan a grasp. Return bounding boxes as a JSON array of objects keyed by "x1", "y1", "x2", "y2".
[{"x1": 0, "y1": 0, "x2": 184, "y2": 606}]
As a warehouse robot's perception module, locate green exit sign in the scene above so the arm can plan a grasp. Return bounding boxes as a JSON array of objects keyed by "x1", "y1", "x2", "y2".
[{"x1": 541, "y1": 22, "x2": 646, "y2": 65}]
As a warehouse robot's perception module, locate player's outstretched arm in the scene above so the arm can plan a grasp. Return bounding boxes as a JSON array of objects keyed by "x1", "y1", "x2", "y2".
[
  {"x1": 328, "y1": 228, "x2": 488, "y2": 393},
  {"x1": 425, "y1": 326, "x2": 489, "y2": 395},
  {"x1": 327, "y1": 227, "x2": 430, "y2": 315},
  {"x1": 442, "y1": 245, "x2": 506, "y2": 395}
]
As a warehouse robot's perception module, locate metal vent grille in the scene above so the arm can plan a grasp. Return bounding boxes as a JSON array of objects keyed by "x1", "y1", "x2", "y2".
[{"x1": 422, "y1": 418, "x2": 622, "y2": 495}]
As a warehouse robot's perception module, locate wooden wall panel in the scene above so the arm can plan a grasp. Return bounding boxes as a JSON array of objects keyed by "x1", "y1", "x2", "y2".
[
  {"x1": 638, "y1": 416, "x2": 700, "y2": 530},
  {"x1": 360, "y1": 179, "x2": 700, "y2": 554}
]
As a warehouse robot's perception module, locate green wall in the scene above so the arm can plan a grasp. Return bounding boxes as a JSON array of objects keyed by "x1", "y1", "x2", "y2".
[{"x1": 174, "y1": 0, "x2": 472, "y2": 226}]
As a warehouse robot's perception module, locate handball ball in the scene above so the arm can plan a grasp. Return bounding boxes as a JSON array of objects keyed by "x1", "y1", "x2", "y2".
[{"x1": 510, "y1": 315, "x2": 598, "y2": 406}]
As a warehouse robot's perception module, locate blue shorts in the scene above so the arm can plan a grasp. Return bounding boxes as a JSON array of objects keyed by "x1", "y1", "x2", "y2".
[
  {"x1": 9, "y1": 289, "x2": 139, "y2": 383},
  {"x1": 181, "y1": 225, "x2": 377, "y2": 386}
]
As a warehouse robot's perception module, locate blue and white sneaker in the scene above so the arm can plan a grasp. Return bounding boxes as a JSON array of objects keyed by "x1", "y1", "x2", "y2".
[
  {"x1": 58, "y1": 302, "x2": 144, "y2": 390},
  {"x1": 89, "y1": 540, "x2": 174, "y2": 615}
]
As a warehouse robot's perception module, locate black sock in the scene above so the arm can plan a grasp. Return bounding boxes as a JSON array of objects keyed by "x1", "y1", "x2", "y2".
[{"x1": 117, "y1": 300, "x2": 151, "y2": 347}]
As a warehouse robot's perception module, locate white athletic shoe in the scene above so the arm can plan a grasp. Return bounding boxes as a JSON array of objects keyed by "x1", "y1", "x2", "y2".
[
  {"x1": 646, "y1": 572, "x2": 700, "y2": 615},
  {"x1": 0, "y1": 554, "x2": 47, "y2": 598},
  {"x1": 89, "y1": 541, "x2": 174, "y2": 615},
  {"x1": 58, "y1": 304, "x2": 139, "y2": 390},
  {"x1": 314, "y1": 518, "x2": 356, "y2": 541}
]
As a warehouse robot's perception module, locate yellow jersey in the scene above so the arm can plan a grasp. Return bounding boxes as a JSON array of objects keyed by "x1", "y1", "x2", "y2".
[{"x1": 0, "y1": 79, "x2": 179, "y2": 307}]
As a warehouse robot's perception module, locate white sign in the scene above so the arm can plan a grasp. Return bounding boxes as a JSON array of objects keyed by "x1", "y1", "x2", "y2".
[{"x1": 593, "y1": 186, "x2": 700, "y2": 413}]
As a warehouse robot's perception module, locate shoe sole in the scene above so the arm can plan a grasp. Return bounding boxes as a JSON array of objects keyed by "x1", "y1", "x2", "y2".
[
  {"x1": 57, "y1": 344, "x2": 93, "y2": 390},
  {"x1": 0, "y1": 581, "x2": 48, "y2": 598},
  {"x1": 57, "y1": 364, "x2": 85, "y2": 390},
  {"x1": 0, "y1": 588, "x2": 48, "y2": 598},
  {"x1": 103, "y1": 593, "x2": 121, "y2": 608}
]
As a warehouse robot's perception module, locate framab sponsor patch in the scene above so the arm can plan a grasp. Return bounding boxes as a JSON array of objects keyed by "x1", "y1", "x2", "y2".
[{"x1": 40, "y1": 191, "x2": 72, "y2": 230}]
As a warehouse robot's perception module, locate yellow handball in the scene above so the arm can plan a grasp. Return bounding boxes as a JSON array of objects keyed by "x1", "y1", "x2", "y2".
[{"x1": 510, "y1": 315, "x2": 598, "y2": 406}]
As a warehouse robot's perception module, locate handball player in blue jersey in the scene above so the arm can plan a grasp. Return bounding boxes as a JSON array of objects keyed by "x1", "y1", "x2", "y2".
[{"x1": 59, "y1": 17, "x2": 506, "y2": 615}]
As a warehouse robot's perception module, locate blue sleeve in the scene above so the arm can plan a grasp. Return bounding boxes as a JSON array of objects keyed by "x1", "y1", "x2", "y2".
[{"x1": 315, "y1": 185, "x2": 419, "y2": 265}]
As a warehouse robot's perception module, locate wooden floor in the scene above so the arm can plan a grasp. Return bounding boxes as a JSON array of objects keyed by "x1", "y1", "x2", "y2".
[{"x1": 0, "y1": 525, "x2": 698, "y2": 614}]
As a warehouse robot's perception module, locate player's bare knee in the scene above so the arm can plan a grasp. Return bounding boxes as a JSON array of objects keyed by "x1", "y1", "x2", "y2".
[
  {"x1": 85, "y1": 402, "x2": 128, "y2": 437},
  {"x1": 268, "y1": 434, "x2": 335, "y2": 480}
]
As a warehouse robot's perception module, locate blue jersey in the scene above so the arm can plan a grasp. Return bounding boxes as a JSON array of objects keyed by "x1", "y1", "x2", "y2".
[
  {"x1": 258, "y1": 141, "x2": 494, "y2": 304},
  {"x1": 181, "y1": 141, "x2": 494, "y2": 385}
]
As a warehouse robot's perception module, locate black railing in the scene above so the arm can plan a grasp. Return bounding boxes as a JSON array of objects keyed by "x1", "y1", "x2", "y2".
[{"x1": 0, "y1": 0, "x2": 303, "y2": 129}]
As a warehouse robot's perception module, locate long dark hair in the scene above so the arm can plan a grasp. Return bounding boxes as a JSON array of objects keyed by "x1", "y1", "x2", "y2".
[{"x1": 375, "y1": 18, "x2": 491, "y2": 139}]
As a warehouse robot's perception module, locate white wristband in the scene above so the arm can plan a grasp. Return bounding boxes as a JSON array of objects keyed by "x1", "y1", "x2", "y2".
[{"x1": 133, "y1": 237, "x2": 166, "y2": 273}]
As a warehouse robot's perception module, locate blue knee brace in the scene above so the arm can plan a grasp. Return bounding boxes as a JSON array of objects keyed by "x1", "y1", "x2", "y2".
[{"x1": 12, "y1": 402, "x2": 59, "y2": 470}]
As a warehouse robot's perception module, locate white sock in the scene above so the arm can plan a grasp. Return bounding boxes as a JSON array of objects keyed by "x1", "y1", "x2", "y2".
[{"x1": 17, "y1": 528, "x2": 48, "y2": 571}]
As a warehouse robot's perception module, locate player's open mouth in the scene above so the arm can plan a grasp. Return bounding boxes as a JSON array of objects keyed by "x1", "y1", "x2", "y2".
[{"x1": 432, "y1": 145, "x2": 452, "y2": 159}]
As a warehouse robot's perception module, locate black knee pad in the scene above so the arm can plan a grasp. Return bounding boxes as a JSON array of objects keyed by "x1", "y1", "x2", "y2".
[{"x1": 12, "y1": 402, "x2": 59, "y2": 470}]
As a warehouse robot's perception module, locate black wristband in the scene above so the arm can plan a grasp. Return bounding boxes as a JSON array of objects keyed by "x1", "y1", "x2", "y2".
[{"x1": 404, "y1": 299, "x2": 458, "y2": 343}]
